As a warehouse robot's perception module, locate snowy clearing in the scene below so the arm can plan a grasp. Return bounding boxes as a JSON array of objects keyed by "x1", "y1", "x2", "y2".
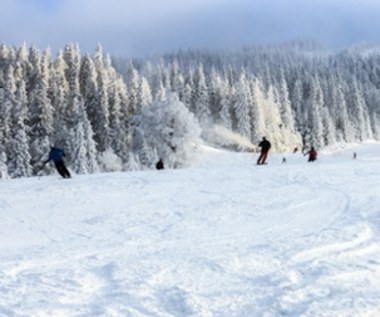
[{"x1": 1, "y1": 142, "x2": 380, "y2": 317}]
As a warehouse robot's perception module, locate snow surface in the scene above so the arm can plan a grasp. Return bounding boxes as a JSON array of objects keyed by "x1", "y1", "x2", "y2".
[{"x1": 1, "y1": 142, "x2": 380, "y2": 317}]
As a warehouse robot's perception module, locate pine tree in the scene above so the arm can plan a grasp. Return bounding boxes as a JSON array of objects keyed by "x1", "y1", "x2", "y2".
[
  {"x1": 132, "y1": 93, "x2": 201, "y2": 169},
  {"x1": 346, "y1": 78, "x2": 372, "y2": 141},
  {"x1": 0, "y1": 85, "x2": 10, "y2": 179},
  {"x1": 305, "y1": 77, "x2": 324, "y2": 149},
  {"x1": 127, "y1": 61, "x2": 139, "y2": 116},
  {"x1": 250, "y1": 79, "x2": 266, "y2": 144},
  {"x1": 218, "y1": 75, "x2": 233, "y2": 131},
  {"x1": 262, "y1": 85, "x2": 286, "y2": 151},
  {"x1": 208, "y1": 67, "x2": 223, "y2": 117},
  {"x1": 107, "y1": 63, "x2": 128, "y2": 160},
  {"x1": 92, "y1": 44, "x2": 110, "y2": 152},
  {"x1": 69, "y1": 98, "x2": 99, "y2": 174},
  {"x1": 0, "y1": 66, "x2": 13, "y2": 164},
  {"x1": 233, "y1": 72, "x2": 252, "y2": 150},
  {"x1": 50, "y1": 50, "x2": 69, "y2": 147},
  {"x1": 8, "y1": 66, "x2": 32, "y2": 178},
  {"x1": 137, "y1": 76, "x2": 153, "y2": 110},
  {"x1": 117, "y1": 76, "x2": 133, "y2": 164},
  {"x1": 169, "y1": 59, "x2": 183, "y2": 94},
  {"x1": 182, "y1": 71, "x2": 194, "y2": 111},
  {"x1": 290, "y1": 79, "x2": 304, "y2": 135},
  {"x1": 321, "y1": 106, "x2": 336, "y2": 146},
  {"x1": 330, "y1": 74, "x2": 355, "y2": 142},
  {"x1": 193, "y1": 63, "x2": 210, "y2": 126},
  {"x1": 0, "y1": 151, "x2": 8, "y2": 179},
  {"x1": 278, "y1": 71, "x2": 296, "y2": 130}
]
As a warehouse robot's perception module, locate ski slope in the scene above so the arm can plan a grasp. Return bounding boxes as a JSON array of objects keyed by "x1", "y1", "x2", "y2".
[{"x1": 1, "y1": 142, "x2": 380, "y2": 317}]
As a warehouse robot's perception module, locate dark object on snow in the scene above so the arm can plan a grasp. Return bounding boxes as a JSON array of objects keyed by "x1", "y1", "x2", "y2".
[
  {"x1": 257, "y1": 137, "x2": 271, "y2": 165},
  {"x1": 305, "y1": 147, "x2": 317, "y2": 162},
  {"x1": 293, "y1": 147, "x2": 298, "y2": 153},
  {"x1": 282, "y1": 157, "x2": 287, "y2": 164},
  {"x1": 43, "y1": 145, "x2": 71, "y2": 178},
  {"x1": 156, "y1": 159, "x2": 164, "y2": 170},
  {"x1": 353, "y1": 152, "x2": 357, "y2": 160}
]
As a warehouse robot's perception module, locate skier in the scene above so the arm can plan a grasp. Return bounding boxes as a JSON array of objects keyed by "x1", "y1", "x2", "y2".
[
  {"x1": 156, "y1": 158, "x2": 164, "y2": 170},
  {"x1": 43, "y1": 145, "x2": 71, "y2": 178},
  {"x1": 305, "y1": 146, "x2": 317, "y2": 162},
  {"x1": 257, "y1": 136, "x2": 271, "y2": 165}
]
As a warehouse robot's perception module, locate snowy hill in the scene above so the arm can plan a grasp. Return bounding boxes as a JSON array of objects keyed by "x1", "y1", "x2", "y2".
[{"x1": 1, "y1": 142, "x2": 380, "y2": 317}]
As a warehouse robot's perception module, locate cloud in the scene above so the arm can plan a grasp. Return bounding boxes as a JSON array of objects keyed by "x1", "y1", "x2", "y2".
[{"x1": 1, "y1": 0, "x2": 380, "y2": 57}]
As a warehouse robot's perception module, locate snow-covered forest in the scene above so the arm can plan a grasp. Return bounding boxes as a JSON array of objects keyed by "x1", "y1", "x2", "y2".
[{"x1": 1, "y1": 41, "x2": 380, "y2": 178}]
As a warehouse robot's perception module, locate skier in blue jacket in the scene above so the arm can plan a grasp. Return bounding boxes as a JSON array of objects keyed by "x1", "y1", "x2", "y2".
[{"x1": 43, "y1": 145, "x2": 71, "y2": 178}]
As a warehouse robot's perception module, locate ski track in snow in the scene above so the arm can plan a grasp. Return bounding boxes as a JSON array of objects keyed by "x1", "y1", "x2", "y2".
[{"x1": 0, "y1": 143, "x2": 380, "y2": 316}]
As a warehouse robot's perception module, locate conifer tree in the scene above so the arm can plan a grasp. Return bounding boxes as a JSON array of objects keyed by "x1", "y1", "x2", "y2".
[
  {"x1": 233, "y1": 72, "x2": 252, "y2": 149},
  {"x1": 8, "y1": 66, "x2": 32, "y2": 178},
  {"x1": 218, "y1": 75, "x2": 233, "y2": 131},
  {"x1": 50, "y1": 50, "x2": 69, "y2": 147},
  {"x1": 208, "y1": 67, "x2": 223, "y2": 117},
  {"x1": 0, "y1": 66, "x2": 13, "y2": 163},
  {"x1": 250, "y1": 79, "x2": 266, "y2": 143},
  {"x1": 182, "y1": 71, "x2": 194, "y2": 111},
  {"x1": 0, "y1": 151, "x2": 8, "y2": 179},
  {"x1": 304, "y1": 77, "x2": 324, "y2": 148},
  {"x1": 346, "y1": 78, "x2": 372, "y2": 141},
  {"x1": 132, "y1": 93, "x2": 201, "y2": 169},
  {"x1": 137, "y1": 76, "x2": 153, "y2": 110},
  {"x1": 278, "y1": 71, "x2": 296, "y2": 130},
  {"x1": 330, "y1": 74, "x2": 354, "y2": 142},
  {"x1": 193, "y1": 63, "x2": 210, "y2": 126},
  {"x1": 107, "y1": 65, "x2": 129, "y2": 160},
  {"x1": 92, "y1": 44, "x2": 110, "y2": 152},
  {"x1": 0, "y1": 92, "x2": 10, "y2": 179},
  {"x1": 321, "y1": 106, "x2": 336, "y2": 146},
  {"x1": 127, "y1": 61, "x2": 139, "y2": 116},
  {"x1": 290, "y1": 79, "x2": 304, "y2": 134},
  {"x1": 169, "y1": 59, "x2": 183, "y2": 94},
  {"x1": 262, "y1": 85, "x2": 286, "y2": 151}
]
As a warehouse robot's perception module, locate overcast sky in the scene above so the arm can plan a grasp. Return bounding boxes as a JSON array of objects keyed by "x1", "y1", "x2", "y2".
[{"x1": 1, "y1": 0, "x2": 380, "y2": 57}]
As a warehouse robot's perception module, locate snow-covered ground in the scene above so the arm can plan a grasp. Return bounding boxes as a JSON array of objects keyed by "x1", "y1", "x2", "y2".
[{"x1": 1, "y1": 142, "x2": 380, "y2": 317}]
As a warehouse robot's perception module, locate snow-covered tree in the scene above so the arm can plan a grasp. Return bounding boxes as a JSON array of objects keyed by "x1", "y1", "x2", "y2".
[
  {"x1": 304, "y1": 77, "x2": 324, "y2": 149},
  {"x1": 0, "y1": 67, "x2": 13, "y2": 161},
  {"x1": 218, "y1": 76, "x2": 233, "y2": 131},
  {"x1": 330, "y1": 74, "x2": 355, "y2": 142},
  {"x1": 132, "y1": 93, "x2": 201, "y2": 169},
  {"x1": 92, "y1": 44, "x2": 110, "y2": 152},
  {"x1": 233, "y1": 72, "x2": 252, "y2": 150},
  {"x1": 193, "y1": 63, "x2": 210, "y2": 126},
  {"x1": 346, "y1": 78, "x2": 372, "y2": 141},
  {"x1": 127, "y1": 61, "x2": 139, "y2": 116},
  {"x1": 8, "y1": 68, "x2": 32, "y2": 178},
  {"x1": 250, "y1": 79, "x2": 267, "y2": 144},
  {"x1": 137, "y1": 76, "x2": 153, "y2": 110},
  {"x1": 50, "y1": 50, "x2": 68, "y2": 147},
  {"x1": 69, "y1": 99, "x2": 99, "y2": 174}
]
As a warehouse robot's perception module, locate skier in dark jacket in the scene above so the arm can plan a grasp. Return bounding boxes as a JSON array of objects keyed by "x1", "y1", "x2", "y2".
[
  {"x1": 43, "y1": 145, "x2": 71, "y2": 178},
  {"x1": 305, "y1": 147, "x2": 317, "y2": 162},
  {"x1": 257, "y1": 137, "x2": 271, "y2": 165}
]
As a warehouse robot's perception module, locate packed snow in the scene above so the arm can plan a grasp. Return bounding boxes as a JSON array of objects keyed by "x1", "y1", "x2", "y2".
[{"x1": 1, "y1": 142, "x2": 380, "y2": 317}]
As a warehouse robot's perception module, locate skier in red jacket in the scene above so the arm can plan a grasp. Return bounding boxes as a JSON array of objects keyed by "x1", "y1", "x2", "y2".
[
  {"x1": 305, "y1": 147, "x2": 317, "y2": 162},
  {"x1": 257, "y1": 137, "x2": 271, "y2": 165}
]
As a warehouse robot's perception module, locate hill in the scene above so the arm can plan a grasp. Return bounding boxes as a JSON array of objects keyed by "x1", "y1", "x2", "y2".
[{"x1": 0, "y1": 142, "x2": 379, "y2": 316}]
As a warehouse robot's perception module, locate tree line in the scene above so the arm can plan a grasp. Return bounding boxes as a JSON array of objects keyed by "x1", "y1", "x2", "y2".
[{"x1": 1, "y1": 41, "x2": 380, "y2": 178}]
